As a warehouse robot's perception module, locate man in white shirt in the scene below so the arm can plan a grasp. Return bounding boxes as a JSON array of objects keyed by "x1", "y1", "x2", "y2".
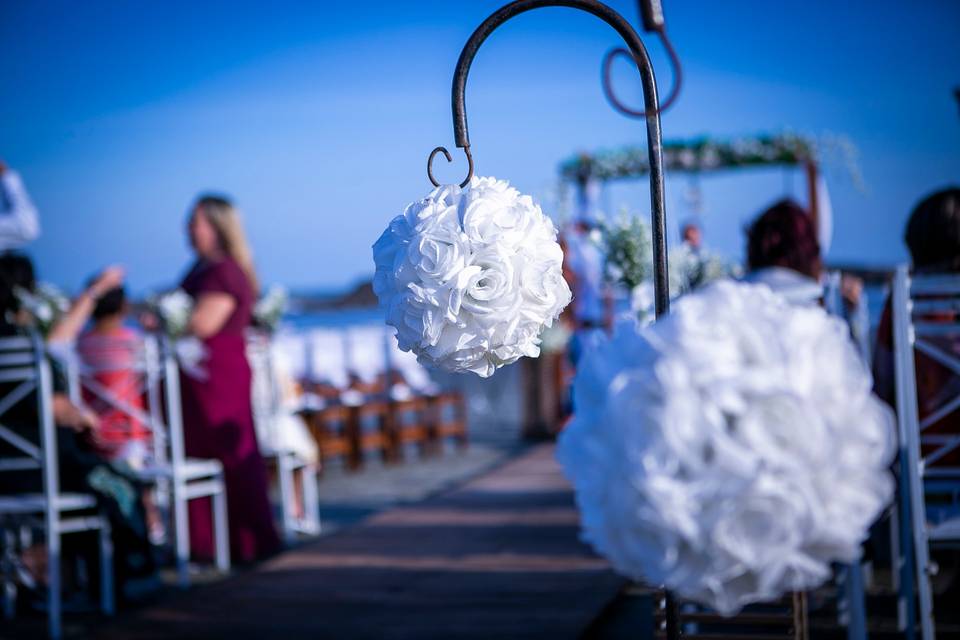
[{"x1": 0, "y1": 160, "x2": 41, "y2": 250}]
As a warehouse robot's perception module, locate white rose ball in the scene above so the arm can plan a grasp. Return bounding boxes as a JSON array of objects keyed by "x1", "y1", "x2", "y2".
[
  {"x1": 373, "y1": 176, "x2": 571, "y2": 377},
  {"x1": 558, "y1": 280, "x2": 895, "y2": 615}
]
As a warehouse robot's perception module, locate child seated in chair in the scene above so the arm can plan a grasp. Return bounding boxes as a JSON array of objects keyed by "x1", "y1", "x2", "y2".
[
  {"x1": 76, "y1": 283, "x2": 163, "y2": 542},
  {"x1": 76, "y1": 283, "x2": 150, "y2": 467}
]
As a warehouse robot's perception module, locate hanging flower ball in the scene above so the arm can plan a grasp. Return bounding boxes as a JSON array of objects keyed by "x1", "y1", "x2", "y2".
[
  {"x1": 373, "y1": 177, "x2": 571, "y2": 377},
  {"x1": 557, "y1": 280, "x2": 895, "y2": 615}
]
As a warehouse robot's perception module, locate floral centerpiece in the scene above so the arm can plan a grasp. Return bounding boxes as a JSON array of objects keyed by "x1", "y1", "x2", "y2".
[{"x1": 373, "y1": 176, "x2": 572, "y2": 377}]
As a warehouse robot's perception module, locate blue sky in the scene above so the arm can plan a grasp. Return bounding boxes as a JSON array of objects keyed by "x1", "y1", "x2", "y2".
[{"x1": 2, "y1": 0, "x2": 958, "y2": 294}]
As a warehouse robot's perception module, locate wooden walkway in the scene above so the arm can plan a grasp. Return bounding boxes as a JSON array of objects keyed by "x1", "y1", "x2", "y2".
[{"x1": 95, "y1": 444, "x2": 625, "y2": 639}]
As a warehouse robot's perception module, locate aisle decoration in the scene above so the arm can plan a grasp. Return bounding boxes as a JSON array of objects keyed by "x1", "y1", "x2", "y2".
[
  {"x1": 557, "y1": 280, "x2": 895, "y2": 615},
  {"x1": 253, "y1": 285, "x2": 288, "y2": 332},
  {"x1": 14, "y1": 282, "x2": 69, "y2": 336},
  {"x1": 146, "y1": 289, "x2": 207, "y2": 379},
  {"x1": 147, "y1": 289, "x2": 193, "y2": 338},
  {"x1": 373, "y1": 176, "x2": 571, "y2": 377},
  {"x1": 600, "y1": 213, "x2": 653, "y2": 291}
]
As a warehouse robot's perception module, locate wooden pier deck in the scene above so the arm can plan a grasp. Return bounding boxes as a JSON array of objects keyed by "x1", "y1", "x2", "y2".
[{"x1": 94, "y1": 444, "x2": 626, "y2": 639}]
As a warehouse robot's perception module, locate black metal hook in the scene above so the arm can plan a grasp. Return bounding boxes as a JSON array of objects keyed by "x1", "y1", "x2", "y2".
[
  {"x1": 428, "y1": 0, "x2": 671, "y2": 317},
  {"x1": 427, "y1": 145, "x2": 474, "y2": 188},
  {"x1": 602, "y1": 29, "x2": 682, "y2": 117}
]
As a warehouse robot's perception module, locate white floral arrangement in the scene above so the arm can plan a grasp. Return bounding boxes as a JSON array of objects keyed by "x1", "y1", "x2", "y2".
[
  {"x1": 558, "y1": 280, "x2": 895, "y2": 615},
  {"x1": 147, "y1": 289, "x2": 193, "y2": 338},
  {"x1": 669, "y1": 242, "x2": 741, "y2": 296},
  {"x1": 253, "y1": 284, "x2": 288, "y2": 332},
  {"x1": 600, "y1": 212, "x2": 653, "y2": 291},
  {"x1": 373, "y1": 176, "x2": 572, "y2": 377},
  {"x1": 14, "y1": 282, "x2": 70, "y2": 335}
]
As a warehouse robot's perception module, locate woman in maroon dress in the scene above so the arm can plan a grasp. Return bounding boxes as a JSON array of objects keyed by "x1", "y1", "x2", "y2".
[{"x1": 179, "y1": 194, "x2": 279, "y2": 563}]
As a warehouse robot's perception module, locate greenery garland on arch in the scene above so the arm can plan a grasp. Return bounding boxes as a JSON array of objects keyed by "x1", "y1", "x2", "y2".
[{"x1": 560, "y1": 133, "x2": 827, "y2": 183}]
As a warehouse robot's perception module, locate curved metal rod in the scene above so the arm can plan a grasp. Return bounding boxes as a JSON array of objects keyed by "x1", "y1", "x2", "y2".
[
  {"x1": 602, "y1": 29, "x2": 682, "y2": 117},
  {"x1": 432, "y1": 0, "x2": 670, "y2": 316},
  {"x1": 428, "y1": 145, "x2": 474, "y2": 188}
]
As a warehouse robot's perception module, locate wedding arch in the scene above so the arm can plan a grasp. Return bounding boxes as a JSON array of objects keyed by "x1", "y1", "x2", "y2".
[{"x1": 559, "y1": 132, "x2": 836, "y2": 239}]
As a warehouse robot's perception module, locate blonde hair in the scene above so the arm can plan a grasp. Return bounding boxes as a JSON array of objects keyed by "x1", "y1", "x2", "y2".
[{"x1": 194, "y1": 195, "x2": 260, "y2": 294}]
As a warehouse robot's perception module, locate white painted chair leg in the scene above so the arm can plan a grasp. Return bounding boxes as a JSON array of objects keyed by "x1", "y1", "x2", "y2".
[
  {"x1": 173, "y1": 482, "x2": 190, "y2": 588},
  {"x1": 46, "y1": 522, "x2": 61, "y2": 639},
  {"x1": 98, "y1": 519, "x2": 115, "y2": 616},
  {"x1": 212, "y1": 486, "x2": 230, "y2": 573},
  {"x1": 277, "y1": 453, "x2": 295, "y2": 543},
  {"x1": 2, "y1": 527, "x2": 16, "y2": 621},
  {"x1": 18, "y1": 524, "x2": 32, "y2": 550},
  {"x1": 302, "y1": 463, "x2": 321, "y2": 535}
]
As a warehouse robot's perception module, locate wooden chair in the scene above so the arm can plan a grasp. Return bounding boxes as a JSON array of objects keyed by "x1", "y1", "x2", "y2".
[
  {"x1": 353, "y1": 397, "x2": 394, "y2": 464},
  {"x1": 386, "y1": 387, "x2": 431, "y2": 459},
  {"x1": 304, "y1": 404, "x2": 357, "y2": 470},
  {"x1": 426, "y1": 390, "x2": 468, "y2": 452}
]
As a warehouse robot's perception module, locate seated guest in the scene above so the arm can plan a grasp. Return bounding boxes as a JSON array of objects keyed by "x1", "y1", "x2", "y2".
[
  {"x1": 76, "y1": 282, "x2": 150, "y2": 465},
  {"x1": 0, "y1": 253, "x2": 156, "y2": 602},
  {"x1": 873, "y1": 188, "x2": 960, "y2": 458},
  {"x1": 47, "y1": 265, "x2": 124, "y2": 345},
  {"x1": 741, "y1": 199, "x2": 824, "y2": 304},
  {"x1": 77, "y1": 283, "x2": 164, "y2": 542}
]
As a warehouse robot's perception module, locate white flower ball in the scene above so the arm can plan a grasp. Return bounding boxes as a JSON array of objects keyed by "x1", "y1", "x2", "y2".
[
  {"x1": 373, "y1": 177, "x2": 571, "y2": 377},
  {"x1": 557, "y1": 280, "x2": 895, "y2": 615}
]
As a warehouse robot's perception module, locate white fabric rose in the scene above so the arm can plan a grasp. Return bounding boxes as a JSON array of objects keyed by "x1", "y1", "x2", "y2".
[
  {"x1": 557, "y1": 280, "x2": 895, "y2": 615},
  {"x1": 373, "y1": 177, "x2": 571, "y2": 377}
]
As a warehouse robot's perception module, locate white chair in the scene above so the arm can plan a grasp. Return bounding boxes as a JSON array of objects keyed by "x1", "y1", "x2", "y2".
[
  {"x1": 892, "y1": 265, "x2": 960, "y2": 640},
  {"x1": 246, "y1": 331, "x2": 320, "y2": 543},
  {"x1": 0, "y1": 333, "x2": 114, "y2": 638},
  {"x1": 60, "y1": 333, "x2": 230, "y2": 586}
]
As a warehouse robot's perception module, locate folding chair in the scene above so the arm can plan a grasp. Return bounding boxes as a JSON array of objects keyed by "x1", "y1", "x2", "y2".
[
  {"x1": 892, "y1": 265, "x2": 960, "y2": 640},
  {"x1": 0, "y1": 333, "x2": 114, "y2": 638},
  {"x1": 61, "y1": 333, "x2": 230, "y2": 586},
  {"x1": 247, "y1": 331, "x2": 320, "y2": 542}
]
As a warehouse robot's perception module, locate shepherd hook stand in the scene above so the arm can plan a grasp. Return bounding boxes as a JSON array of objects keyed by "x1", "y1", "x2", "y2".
[
  {"x1": 425, "y1": 1, "x2": 678, "y2": 636},
  {"x1": 426, "y1": 0, "x2": 671, "y2": 319}
]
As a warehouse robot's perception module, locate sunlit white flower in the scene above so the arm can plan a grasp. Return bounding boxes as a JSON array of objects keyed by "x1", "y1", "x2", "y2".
[
  {"x1": 149, "y1": 289, "x2": 193, "y2": 338},
  {"x1": 373, "y1": 176, "x2": 571, "y2": 377},
  {"x1": 557, "y1": 280, "x2": 895, "y2": 615},
  {"x1": 253, "y1": 284, "x2": 288, "y2": 332}
]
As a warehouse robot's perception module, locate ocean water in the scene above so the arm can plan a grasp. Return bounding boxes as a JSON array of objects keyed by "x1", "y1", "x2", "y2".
[{"x1": 281, "y1": 307, "x2": 383, "y2": 330}]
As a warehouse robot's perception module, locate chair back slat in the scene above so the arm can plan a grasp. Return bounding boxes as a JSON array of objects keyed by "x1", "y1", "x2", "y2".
[
  {"x1": 0, "y1": 458, "x2": 41, "y2": 472},
  {"x1": 0, "y1": 367, "x2": 37, "y2": 383},
  {"x1": 914, "y1": 322, "x2": 960, "y2": 338},
  {"x1": 912, "y1": 298, "x2": 960, "y2": 315},
  {"x1": 0, "y1": 336, "x2": 33, "y2": 351},
  {"x1": 910, "y1": 273, "x2": 960, "y2": 296},
  {"x1": 0, "y1": 351, "x2": 39, "y2": 367}
]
